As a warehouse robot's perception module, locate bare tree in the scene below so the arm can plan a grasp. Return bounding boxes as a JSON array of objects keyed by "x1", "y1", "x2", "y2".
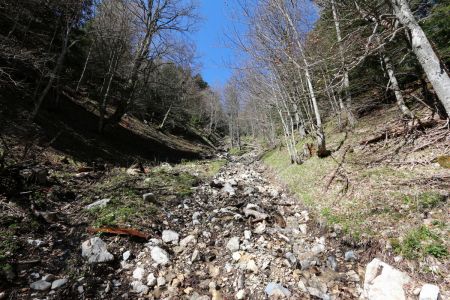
[
  {"x1": 225, "y1": 79, "x2": 241, "y2": 150},
  {"x1": 32, "y1": 0, "x2": 87, "y2": 119},
  {"x1": 105, "y1": 0, "x2": 198, "y2": 126}
]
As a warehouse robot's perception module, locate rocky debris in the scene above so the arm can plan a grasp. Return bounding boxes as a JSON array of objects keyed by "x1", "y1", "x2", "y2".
[
  {"x1": 81, "y1": 237, "x2": 114, "y2": 263},
  {"x1": 132, "y1": 267, "x2": 145, "y2": 280},
  {"x1": 157, "y1": 276, "x2": 166, "y2": 286},
  {"x1": 147, "y1": 273, "x2": 157, "y2": 287},
  {"x1": 180, "y1": 235, "x2": 196, "y2": 248},
  {"x1": 226, "y1": 237, "x2": 240, "y2": 253},
  {"x1": 243, "y1": 205, "x2": 268, "y2": 221},
  {"x1": 264, "y1": 282, "x2": 291, "y2": 298},
  {"x1": 51, "y1": 278, "x2": 68, "y2": 290},
  {"x1": 46, "y1": 152, "x2": 427, "y2": 299},
  {"x1": 419, "y1": 284, "x2": 440, "y2": 300},
  {"x1": 84, "y1": 198, "x2": 111, "y2": 209},
  {"x1": 235, "y1": 289, "x2": 246, "y2": 299},
  {"x1": 162, "y1": 230, "x2": 180, "y2": 244},
  {"x1": 42, "y1": 274, "x2": 55, "y2": 282},
  {"x1": 131, "y1": 281, "x2": 149, "y2": 294},
  {"x1": 123, "y1": 250, "x2": 131, "y2": 261},
  {"x1": 150, "y1": 246, "x2": 170, "y2": 265},
  {"x1": 30, "y1": 280, "x2": 52, "y2": 291},
  {"x1": 221, "y1": 182, "x2": 236, "y2": 196},
  {"x1": 363, "y1": 258, "x2": 411, "y2": 300},
  {"x1": 246, "y1": 259, "x2": 259, "y2": 273},
  {"x1": 345, "y1": 250, "x2": 357, "y2": 261},
  {"x1": 327, "y1": 255, "x2": 338, "y2": 271},
  {"x1": 27, "y1": 239, "x2": 45, "y2": 247}
]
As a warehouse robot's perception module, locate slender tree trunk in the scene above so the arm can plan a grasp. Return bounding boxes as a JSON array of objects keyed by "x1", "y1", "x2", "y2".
[
  {"x1": 76, "y1": 42, "x2": 93, "y2": 92},
  {"x1": 331, "y1": 0, "x2": 355, "y2": 127},
  {"x1": 32, "y1": 25, "x2": 71, "y2": 119},
  {"x1": 383, "y1": 53, "x2": 414, "y2": 119},
  {"x1": 392, "y1": 0, "x2": 450, "y2": 115},
  {"x1": 159, "y1": 103, "x2": 173, "y2": 129},
  {"x1": 107, "y1": 31, "x2": 153, "y2": 125},
  {"x1": 304, "y1": 66, "x2": 327, "y2": 157},
  {"x1": 98, "y1": 51, "x2": 118, "y2": 132}
]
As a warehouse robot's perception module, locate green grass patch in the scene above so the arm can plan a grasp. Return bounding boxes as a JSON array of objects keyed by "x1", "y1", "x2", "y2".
[
  {"x1": 399, "y1": 191, "x2": 446, "y2": 211},
  {"x1": 263, "y1": 148, "x2": 336, "y2": 207},
  {"x1": 85, "y1": 159, "x2": 224, "y2": 228},
  {"x1": 229, "y1": 147, "x2": 248, "y2": 156},
  {"x1": 0, "y1": 227, "x2": 19, "y2": 279},
  {"x1": 392, "y1": 225, "x2": 448, "y2": 259},
  {"x1": 320, "y1": 207, "x2": 374, "y2": 242},
  {"x1": 180, "y1": 159, "x2": 226, "y2": 180}
]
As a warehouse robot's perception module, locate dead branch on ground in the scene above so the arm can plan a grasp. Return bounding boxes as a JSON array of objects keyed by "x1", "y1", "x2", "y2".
[{"x1": 324, "y1": 146, "x2": 351, "y2": 192}]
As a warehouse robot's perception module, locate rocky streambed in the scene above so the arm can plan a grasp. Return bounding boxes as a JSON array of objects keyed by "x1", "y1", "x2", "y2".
[{"x1": 19, "y1": 152, "x2": 443, "y2": 299}]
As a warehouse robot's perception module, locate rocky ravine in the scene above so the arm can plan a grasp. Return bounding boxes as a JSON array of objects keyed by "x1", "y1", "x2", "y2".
[{"x1": 25, "y1": 152, "x2": 442, "y2": 300}]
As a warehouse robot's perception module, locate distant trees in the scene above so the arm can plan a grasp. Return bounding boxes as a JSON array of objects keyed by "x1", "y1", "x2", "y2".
[
  {"x1": 225, "y1": 79, "x2": 241, "y2": 150},
  {"x1": 104, "y1": 0, "x2": 199, "y2": 126},
  {"x1": 0, "y1": 0, "x2": 225, "y2": 137},
  {"x1": 226, "y1": 0, "x2": 449, "y2": 162}
]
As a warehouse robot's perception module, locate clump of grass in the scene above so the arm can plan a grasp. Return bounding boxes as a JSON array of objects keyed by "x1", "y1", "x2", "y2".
[
  {"x1": 229, "y1": 147, "x2": 247, "y2": 156},
  {"x1": 417, "y1": 192, "x2": 446, "y2": 210},
  {"x1": 205, "y1": 159, "x2": 226, "y2": 178},
  {"x1": 0, "y1": 227, "x2": 19, "y2": 280},
  {"x1": 393, "y1": 225, "x2": 448, "y2": 259},
  {"x1": 88, "y1": 195, "x2": 158, "y2": 228},
  {"x1": 401, "y1": 191, "x2": 446, "y2": 211},
  {"x1": 320, "y1": 207, "x2": 374, "y2": 242}
]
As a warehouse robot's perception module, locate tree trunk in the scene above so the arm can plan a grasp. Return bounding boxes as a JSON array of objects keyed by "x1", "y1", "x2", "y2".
[
  {"x1": 304, "y1": 67, "x2": 327, "y2": 157},
  {"x1": 76, "y1": 42, "x2": 93, "y2": 92},
  {"x1": 383, "y1": 54, "x2": 415, "y2": 119},
  {"x1": 32, "y1": 25, "x2": 71, "y2": 119},
  {"x1": 331, "y1": 0, "x2": 355, "y2": 127},
  {"x1": 106, "y1": 31, "x2": 153, "y2": 125},
  {"x1": 392, "y1": 0, "x2": 450, "y2": 116},
  {"x1": 159, "y1": 103, "x2": 173, "y2": 129}
]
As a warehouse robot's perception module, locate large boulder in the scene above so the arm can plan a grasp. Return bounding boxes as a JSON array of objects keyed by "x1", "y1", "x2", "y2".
[{"x1": 363, "y1": 258, "x2": 411, "y2": 300}]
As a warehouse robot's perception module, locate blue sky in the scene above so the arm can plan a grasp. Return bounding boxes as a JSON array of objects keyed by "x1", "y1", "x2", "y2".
[
  {"x1": 191, "y1": 0, "x2": 237, "y2": 87},
  {"x1": 191, "y1": 0, "x2": 319, "y2": 87}
]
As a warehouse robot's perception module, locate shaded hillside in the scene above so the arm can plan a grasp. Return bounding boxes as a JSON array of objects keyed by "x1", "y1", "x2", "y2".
[{"x1": 0, "y1": 90, "x2": 217, "y2": 167}]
